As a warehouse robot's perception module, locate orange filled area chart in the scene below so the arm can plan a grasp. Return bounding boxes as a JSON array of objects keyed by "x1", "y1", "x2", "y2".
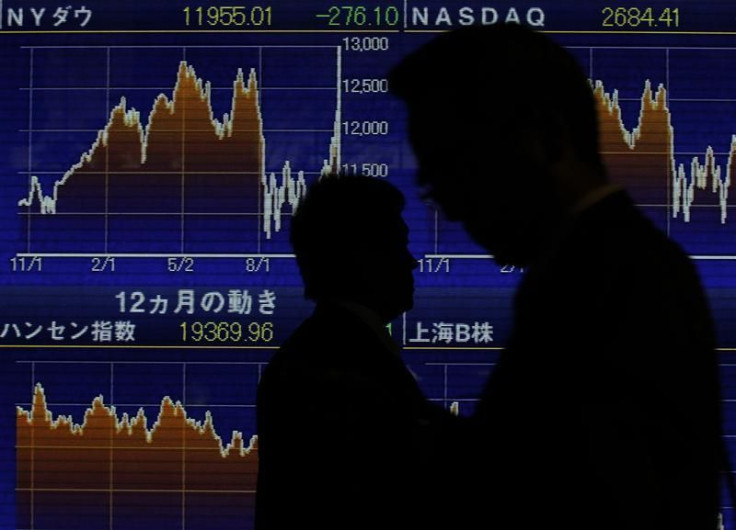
[
  {"x1": 596, "y1": 79, "x2": 674, "y2": 207},
  {"x1": 14, "y1": 44, "x2": 736, "y2": 259},
  {"x1": 594, "y1": 79, "x2": 736, "y2": 226},
  {"x1": 17, "y1": 47, "x2": 342, "y2": 254},
  {"x1": 20, "y1": 62, "x2": 266, "y2": 217},
  {"x1": 16, "y1": 383, "x2": 258, "y2": 530},
  {"x1": 435, "y1": 46, "x2": 736, "y2": 257}
]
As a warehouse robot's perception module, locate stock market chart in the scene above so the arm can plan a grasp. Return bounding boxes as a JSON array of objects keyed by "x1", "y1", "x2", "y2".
[{"x1": 2, "y1": 1, "x2": 736, "y2": 528}]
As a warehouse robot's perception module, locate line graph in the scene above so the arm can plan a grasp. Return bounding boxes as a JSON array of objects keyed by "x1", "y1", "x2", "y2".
[
  {"x1": 9, "y1": 348, "x2": 501, "y2": 528},
  {"x1": 11, "y1": 352, "x2": 474, "y2": 530},
  {"x1": 595, "y1": 78, "x2": 735, "y2": 225},
  {"x1": 4, "y1": 4, "x2": 736, "y2": 530},
  {"x1": 13, "y1": 44, "x2": 736, "y2": 261},
  {"x1": 429, "y1": 45, "x2": 736, "y2": 258},
  {"x1": 15, "y1": 358, "x2": 263, "y2": 530},
  {"x1": 16, "y1": 45, "x2": 342, "y2": 256}
]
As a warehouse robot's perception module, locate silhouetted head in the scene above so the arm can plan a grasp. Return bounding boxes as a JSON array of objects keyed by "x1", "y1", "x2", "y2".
[
  {"x1": 291, "y1": 175, "x2": 416, "y2": 322},
  {"x1": 389, "y1": 24, "x2": 607, "y2": 266}
]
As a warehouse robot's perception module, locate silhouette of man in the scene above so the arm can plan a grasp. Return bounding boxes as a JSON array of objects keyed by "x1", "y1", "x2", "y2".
[
  {"x1": 390, "y1": 24, "x2": 724, "y2": 530},
  {"x1": 255, "y1": 176, "x2": 451, "y2": 530}
]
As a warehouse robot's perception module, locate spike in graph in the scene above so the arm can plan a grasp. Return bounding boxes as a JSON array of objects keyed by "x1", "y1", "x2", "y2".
[
  {"x1": 593, "y1": 79, "x2": 736, "y2": 223},
  {"x1": 16, "y1": 383, "x2": 258, "y2": 493},
  {"x1": 18, "y1": 60, "x2": 340, "y2": 239},
  {"x1": 673, "y1": 140, "x2": 735, "y2": 224}
]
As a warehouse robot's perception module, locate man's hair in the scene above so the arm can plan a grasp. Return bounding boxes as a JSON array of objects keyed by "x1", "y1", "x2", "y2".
[
  {"x1": 388, "y1": 24, "x2": 604, "y2": 172},
  {"x1": 290, "y1": 175, "x2": 406, "y2": 300}
]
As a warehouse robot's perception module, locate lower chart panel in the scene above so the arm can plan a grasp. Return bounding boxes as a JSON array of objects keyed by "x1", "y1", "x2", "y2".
[
  {"x1": 14, "y1": 355, "x2": 263, "y2": 530},
  {"x1": 11, "y1": 344, "x2": 736, "y2": 530},
  {"x1": 10, "y1": 348, "x2": 498, "y2": 530}
]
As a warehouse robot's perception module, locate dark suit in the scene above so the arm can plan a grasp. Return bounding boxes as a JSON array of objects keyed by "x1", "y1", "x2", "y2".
[
  {"x1": 255, "y1": 301, "x2": 451, "y2": 530},
  {"x1": 473, "y1": 191, "x2": 722, "y2": 530}
]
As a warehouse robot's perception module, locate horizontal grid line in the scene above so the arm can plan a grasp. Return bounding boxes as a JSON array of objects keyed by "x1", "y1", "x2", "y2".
[
  {"x1": 16, "y1": 87, "x2": 736, "y2": 103},
  {"x1": 425, "y1": 362, "x2": 495, "y2": 366},
  {"x1": 18, "y1": 357, "x2": 736, "y2": 364},
  {"x1": 19, "y1": 86, "x2": 335, "y2": 91},
  {"x1": 16, "y1": 445, "x2": 255, "y2": 451},
  {"x1": 567, "y1": 45, "x2": 736, "y2": 51},
  {"x1": 19, "y1": 128, "x2": 335, "y2": 133},
  {"x1": 21, "y1": 45, "x2": 340, "y2": 49},
  {"x1": 16, "y1": 360, "x2": 269, "y2": 364},
  {"x1": 21, "y1": 43, "x2": 736, "y2": 51},
  {"x1": 18, "y1": 171, "x2": 324, "y2": 175},
  {"x1": 18, "y1": 213, "x2": 267, "y2": 217},
  {"x1": 16, "y1": 403, "x2": 256, "y2": 408},
  {"x1": 16, "y1": 205, "x2": 736, "y2": 215},
  {"x1": 599, "y1": 151, "x2": 736, "y2": 156},
  {"x1": 16, "y1": 487, "x2": 255, "y2": 493}
]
